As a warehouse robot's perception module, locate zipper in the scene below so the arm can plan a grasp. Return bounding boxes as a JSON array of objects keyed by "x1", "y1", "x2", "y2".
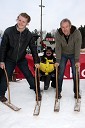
[{"x1": 16, "y1": 33, "x2": 21, "y2": 63}]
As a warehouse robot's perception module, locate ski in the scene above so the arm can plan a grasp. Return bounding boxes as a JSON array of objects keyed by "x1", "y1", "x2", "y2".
[
  {"x1": 33, "y1": 89, "x2": 43, "y2": 116},
  {"x1": 54, "y1": 99, "x2": 60, "y2": 112},
  {"x1": 74, "y1": 66, "x2": 81, "y2": 112},
  {"x1": 54, "y1": 66, "x2": 60, "y2": 112},
  {"x1": 2, "y1": 101, "x2": 21, "y2": 111},
  {"x1": 3, "y1": 69, "x2": 21, "y2": 111},
  {"x1": 33, "y1": 67, "x2": 42, "y2": 116},
  {"x1": 33, "y1": 100, "x2": 41, "y2": 116},
  {"x1": 74, "y1": 99, "x2": 81, "y2": 112}
]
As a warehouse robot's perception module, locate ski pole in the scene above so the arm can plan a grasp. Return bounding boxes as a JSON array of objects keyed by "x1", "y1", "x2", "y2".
[
  {"x1": 74, "y1": 65, "x2": 81, "y2": 112},
  {"x1": 4, "y1": 68, "x2": 11, "y2": 103},
  {"x1": 35, "y1": 67, "x2": 40, "y2": 104},
  {"x1": 54, "y1": 65, "x2": 60, "y2": 112},
  {"x1": 33, "y1": 67, "x2": 41, "y2": 115},
  {"x1": 55, "y1": 66, "x2": 58, "y2": 101},
  {"x1": 75, "y1": 65, "x2": 79, "y2": 102}
]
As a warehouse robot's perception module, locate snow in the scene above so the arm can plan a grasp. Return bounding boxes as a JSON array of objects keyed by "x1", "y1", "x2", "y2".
[{"x1": 0, "y1": 79, "x2": 85, "y2": 128}]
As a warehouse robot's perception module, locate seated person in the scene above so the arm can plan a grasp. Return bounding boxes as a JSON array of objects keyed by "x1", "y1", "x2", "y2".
[{"x1": 40, "y1": 46, "x2": 56, "y2": 90}]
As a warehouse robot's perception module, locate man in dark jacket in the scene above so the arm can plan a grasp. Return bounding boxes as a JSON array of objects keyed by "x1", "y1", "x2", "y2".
[
  {"x1": 0, "y1": 13, "x2": 41, "y2": 102},
  {"x1": 55, "y1": 18, "x2": 82, "y2": 99}
]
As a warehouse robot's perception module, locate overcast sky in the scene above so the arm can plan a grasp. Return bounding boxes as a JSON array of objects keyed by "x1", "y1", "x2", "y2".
[{"x1": 0, "y1": 0, "x2": 85, "y2": 32}]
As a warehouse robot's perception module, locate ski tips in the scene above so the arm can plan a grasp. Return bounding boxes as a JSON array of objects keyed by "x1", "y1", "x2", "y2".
[
  {"x1": 74, "y1": 99, "x2": 81, "y2": 112},
  {"x1": 3, "y1": 101, "x2": 21, "y2": 111},
  {"x1": 33, "y1": 102, "x2": 41, "y2": 116}
]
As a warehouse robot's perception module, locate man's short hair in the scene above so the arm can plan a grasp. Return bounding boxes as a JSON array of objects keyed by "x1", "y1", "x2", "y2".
[
  {"x1": 60, "y1": 18, "x2": 71, "y2": 27},
  {"x1": 17, "y1": 13, "x2": 31, "y2": 23}
]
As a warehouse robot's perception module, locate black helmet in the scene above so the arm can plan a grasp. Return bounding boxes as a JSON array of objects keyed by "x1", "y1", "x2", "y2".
[{"x1": 46, "y1": 46, "x2": 53, "y2": 51}]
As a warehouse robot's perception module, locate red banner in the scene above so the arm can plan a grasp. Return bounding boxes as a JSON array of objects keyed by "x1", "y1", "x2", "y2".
[{"x1": 15, "y1": 53, "x2": 85, "y2": 79}]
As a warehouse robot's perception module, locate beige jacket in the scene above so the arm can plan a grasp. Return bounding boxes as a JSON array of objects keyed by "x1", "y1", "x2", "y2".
[{"x1": 55, "y1": 26, "x2": 82, "y2": 63}]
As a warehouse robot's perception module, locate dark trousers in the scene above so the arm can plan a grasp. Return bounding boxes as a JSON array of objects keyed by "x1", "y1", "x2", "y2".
[
  {"x1": 58, "y1": 54, "x2": 80, "y2": 94},
  {"x1": 40, "y1": 70, "x2": 56, "y2": 88},
  {"x1": 44, "y1": 75, "x2": 51, "y2": 88},
  {"x1": 0, "y1": 58, "x2": 36, "y2": 96}
]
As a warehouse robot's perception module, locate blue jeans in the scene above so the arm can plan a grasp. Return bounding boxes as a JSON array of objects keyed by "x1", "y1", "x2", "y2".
[
  {"x1": 58, "y1": 54, "x2": 79, "y2": 94},
  {"x1": 0, "y1": 58, "x2": 36, "y2": 96}
]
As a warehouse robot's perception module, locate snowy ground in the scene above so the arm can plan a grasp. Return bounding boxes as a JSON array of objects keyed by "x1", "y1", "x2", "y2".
[{"x1": 0, "y1": 79, "x2": 85, "y2": 128}]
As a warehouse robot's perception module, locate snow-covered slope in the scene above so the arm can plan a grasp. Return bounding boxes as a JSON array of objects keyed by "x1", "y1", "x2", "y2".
[{"x1": 0, "y1": 79, "x2": 85, "y2": 128}]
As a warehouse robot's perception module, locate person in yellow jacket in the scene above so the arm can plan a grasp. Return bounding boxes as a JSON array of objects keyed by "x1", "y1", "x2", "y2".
[{"x1": 40, "y1": 46, "x2": 56, "y2": 90}]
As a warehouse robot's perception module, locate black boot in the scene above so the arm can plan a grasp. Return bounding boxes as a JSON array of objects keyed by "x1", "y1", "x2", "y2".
[
  {"x1": 51, "y1": 82, "x2": 56, "y2": 88},
  {"x1": 51, "y1": 74, "x2": 56, "y2": 88},
  {"x1": 74, "y1": 93, "x2": 81, "y2": 99},
  {"x1": 44, "y1": 85, "x2": 49, "y2": 90},
  {"x1": 58, "y1": 93, "x2": 62, "y2": 99},
  {"x1": 0, "y1": 95, "x2": 7, "y2": 102}
]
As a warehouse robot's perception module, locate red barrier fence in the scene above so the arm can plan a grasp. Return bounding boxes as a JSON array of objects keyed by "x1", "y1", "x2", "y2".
[{"x1": 15, "y1": 53, "x2": 85, "y2": 79}]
